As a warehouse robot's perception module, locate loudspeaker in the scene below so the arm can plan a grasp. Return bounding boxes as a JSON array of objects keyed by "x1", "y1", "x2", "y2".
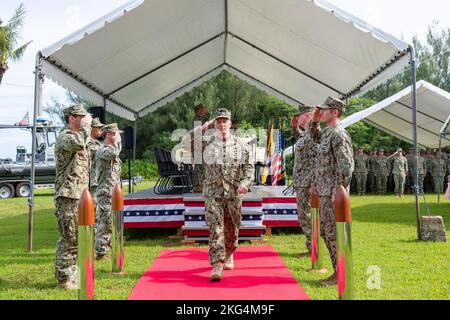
[
  {"x1": 123, "y1": 127, "x2": 134, "y2": 150},
  {"x1": 88, "y1": 106, "x2": 105, "y2": 124}
]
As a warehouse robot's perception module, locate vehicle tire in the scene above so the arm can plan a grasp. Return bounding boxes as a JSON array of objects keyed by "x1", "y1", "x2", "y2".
[
  {"x1": 0, "y1": 183, "x2": 15, "y2": 199},
  {"x1": 15, "y1": 182, "x2": 31, "y2": 198}
]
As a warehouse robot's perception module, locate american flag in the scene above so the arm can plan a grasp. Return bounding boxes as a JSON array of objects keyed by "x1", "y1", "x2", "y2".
[
  {"x1": 17, "y1": 112, "x2": 29, "y2": 126},
  {"x1": 271, "y1": 128, "x2": 285, "y2": 186}
]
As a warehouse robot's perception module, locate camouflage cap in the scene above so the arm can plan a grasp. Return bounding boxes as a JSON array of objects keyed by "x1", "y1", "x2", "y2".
[
  {"x1": 378, "y1": 149, "x2": 384, "y2": 152},
  {"x1": 102, "y1": 123, "x2": 123, "y2": 134},
  {"x1": 397, "y1": 148, "x2": 403, "y2": 153},
  {"x1": 318, "y1": 96, "x2": 347, "y2": 113},
  {"x1": 63, "y1": 104, "x2": 88, "y2": 116},
  {"x1": 214, "y1": 108, "x2": 231, "y2": 121},
  {"x1": 294, "y1": 105, "x2": 314, "y2": 116},
  {"x1": 91, "y1": 117, "x2": 104, "y2": 128}
]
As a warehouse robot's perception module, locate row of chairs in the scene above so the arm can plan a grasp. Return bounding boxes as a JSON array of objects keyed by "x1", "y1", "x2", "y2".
[{"x1": 153, "y1": 147, "x2": 193, "y2": 195}]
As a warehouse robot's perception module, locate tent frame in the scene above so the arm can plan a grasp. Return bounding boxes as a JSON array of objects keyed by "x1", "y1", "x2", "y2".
[{"x1": 26, "y1": 5, "x2": 420, "y2": 250}]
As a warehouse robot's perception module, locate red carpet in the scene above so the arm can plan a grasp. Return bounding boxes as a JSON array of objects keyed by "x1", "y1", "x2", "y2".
[{"x1": 128, "y1": 246, "x2": 310, "y2": 300}]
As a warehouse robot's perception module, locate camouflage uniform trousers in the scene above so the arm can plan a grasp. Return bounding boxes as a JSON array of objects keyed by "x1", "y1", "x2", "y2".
[
  {"x1": 393, "y1": 173, "x2": 406, "y2": 195},
  {"x1": 319, "y1": 196, "x2": 337, "y2": 272},
  {"x1": 424, "y1": 172, "x2": 434, "y2": 193},
  {"x1": 54, "y1": 197, "x2": 79, "y2": 282},
  {"x1": 205, "y1": 197, "x2": 242, "y2": 265},
  {"x1": 409, "y1": 174, "x2": 425, "y2": 193},
  {"x1": 387, "y1": 173, "x2": 395, "y2": 193},
  {"x1": 417, "y1": 174, "x2": 425, "y2": 193},
  {"x1": 95, "y1": 195, "x2": 113, "y2": 256},
  {"x1": 433, "y1": 176, "x2": 445, "y2": 194},
  {"x1": 376, "y1": 175, "x2": 388, "y2": 194},
  {"x1": 89, "y1": 186, "x2": 97, "y2": 201},
  {"x1": 367, "y1": 172, "x2": 376, "y2": 194},
  {"x1": 295, "y1": 187, "x2": 312, "y2": 252},
  {"x1": 354, "y1": 172, "x2": 367, "y2": 195},
  {"x1": 350, "y1": 173, "x2": 356, "y2": 194},
  {"x1": 90, "y1": 186, "x2": 97, "y2": 216},
  {"x1": 192, "y1": 164, "x2": 205, "y2": 193},
  {"x1": 405, "y1": 174, "x2": 414, "y2": 193}
]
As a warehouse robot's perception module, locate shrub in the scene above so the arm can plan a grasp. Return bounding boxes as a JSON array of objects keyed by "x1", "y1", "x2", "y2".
[{"x1": 121, "y1": 159, "x2": 159, "y2": 180}]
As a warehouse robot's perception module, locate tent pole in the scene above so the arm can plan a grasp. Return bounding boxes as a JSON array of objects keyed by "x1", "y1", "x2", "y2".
[
  {"x1": 133, "y1": 117, "x2": 137, "y2": 193},
  {"x1": 408, "y1": 46, "x2": 421, "y2": 241},
  {"x1": 438, "y1": 137, "x2": 442, "y2": 203},
  {"x1": 28, "y1": 52, "x2": 43, "y2": 252}
]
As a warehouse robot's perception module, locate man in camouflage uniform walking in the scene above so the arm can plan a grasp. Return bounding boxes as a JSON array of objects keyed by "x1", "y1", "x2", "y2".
[
  {"x1": 290, "y1": 105, "x2": 316, "y2": 258},
  {"x1": 87, "y1": 118, "x2": 104, "y2": 196},
  {"x1": 310, "y1": 97, "x2": 354, "y2": 286},
  {"x1": 94, "y1": 123, "x2": 123, "y2": 260},
  {"x1": 391, "y1": 149, "x2": 408, "y2": 197},
  {"x1": 186, "y1": 108, "x2": 254, "y2": 281},
  {"x1": 354, "y1": 147, "x2": 369, "y2": 196},
  {"x1": 54, "y1": 105, "x2": 92, "y2": 289},
  {"x1": 375, "y1": 149, "x2": 390, "y2": 195}
]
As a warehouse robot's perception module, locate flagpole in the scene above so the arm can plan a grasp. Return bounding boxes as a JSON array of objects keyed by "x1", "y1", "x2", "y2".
[{"x1": 28, "y1": 52, "x2": 43, "y2": 253}]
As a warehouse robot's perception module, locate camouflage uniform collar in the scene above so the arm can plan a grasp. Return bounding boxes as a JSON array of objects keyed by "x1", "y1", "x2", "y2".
[
  {"x1": 63, "y1": 126, "x2": 80, "y2": 134},
  {"x1": 213, "y1": 132, "x2": 236, "y2": 145},
  {"x1": 324, "y1": 122, "x2": 344, "y2": 132}
]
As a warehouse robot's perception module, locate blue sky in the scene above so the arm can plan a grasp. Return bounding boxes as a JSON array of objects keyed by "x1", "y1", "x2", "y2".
[{"x1": 0, "y1": 0, "x2": 449, "y2": 158}]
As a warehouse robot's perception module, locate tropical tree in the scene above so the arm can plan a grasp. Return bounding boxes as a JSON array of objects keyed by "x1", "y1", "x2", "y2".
[{"x1": 0, "y1": 3, "x2": 32, "y2": 85}]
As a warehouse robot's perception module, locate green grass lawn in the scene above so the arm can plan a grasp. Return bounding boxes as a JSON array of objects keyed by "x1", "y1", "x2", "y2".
[{"x1": 0, "y1": 182, "x2": 449, "y2": 300}]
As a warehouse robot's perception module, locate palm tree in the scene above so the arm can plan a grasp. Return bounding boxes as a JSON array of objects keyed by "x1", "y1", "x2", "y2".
[{"x1": 0, "y1": 3, "x2": 32, "y2": 86}]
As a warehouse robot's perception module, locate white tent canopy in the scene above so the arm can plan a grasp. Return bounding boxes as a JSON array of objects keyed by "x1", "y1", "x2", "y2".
[
  {"x1": 341, "y1": 80, "x2": 450, "y2": 149},
  {"x1": 38, "y1": 0, "x2": 410, "y2": 121}
]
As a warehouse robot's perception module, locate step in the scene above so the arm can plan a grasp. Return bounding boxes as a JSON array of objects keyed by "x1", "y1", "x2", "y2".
[
  {"x1": 184, "y1": 236, "x2": 263, "y2": 242},
  {"x1": 182, "y1": 225, "x2": 266, "y2": 231},
  {"x1": 183, "y1": 195, "x2": 262, "y2": 202},
  {"x1": 184, "y1": 209, "x2": 263, "y2": 215}
]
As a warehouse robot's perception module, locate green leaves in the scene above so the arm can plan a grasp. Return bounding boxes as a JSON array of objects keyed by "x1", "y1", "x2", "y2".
[{"x1": 0, "y1": 3, "x2": 31, "y2": 84}]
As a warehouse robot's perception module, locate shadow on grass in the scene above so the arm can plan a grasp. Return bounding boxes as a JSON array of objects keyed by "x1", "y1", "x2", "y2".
[
  {"x1": 1, "y1": 252, "x2": 54, "y2": 266},
  {"x1": 398, "y1": 239, "x2": 421, "y2": 243},
  {"x1": 0, "y1": 276, "x2": 56, "y2": 291},
  {"x1": 352, "y1": 203, "x2": 450, "y2": 231}
]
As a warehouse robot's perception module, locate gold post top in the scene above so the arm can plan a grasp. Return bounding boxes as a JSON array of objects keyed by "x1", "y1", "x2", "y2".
[
  {"x1": 112, "y1": 184, "x2": 124, "y2": 211},
  {"x1": 78, "y1": 189, "x2": 94, "y2": 226},
  {"x1": 334, "y1": 185, "x2": 352, "y2": 223},
  {"x1": 310, "y1": 189, "x2": 320, "y2": 209}
]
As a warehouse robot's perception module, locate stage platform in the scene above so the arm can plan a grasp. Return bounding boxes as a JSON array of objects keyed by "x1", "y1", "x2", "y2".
[{"x1": 124, "y1": 186, "x2": 299, "y2": 240}]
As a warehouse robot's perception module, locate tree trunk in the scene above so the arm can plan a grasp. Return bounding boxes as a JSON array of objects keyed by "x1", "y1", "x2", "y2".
[{"x1": 0, "y1": 67, "x2": 5, "y2": 86}]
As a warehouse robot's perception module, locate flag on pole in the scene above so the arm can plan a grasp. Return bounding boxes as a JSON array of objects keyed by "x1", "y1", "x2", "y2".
[
  {"x1": 262, "y1": 123, "x2": 274, "y2": 185},
  {"x1": 271, "y1": 128, "x2": 285, "y2": 186},
  {"x1": 16, "y1": 112, "x2": 29, "y2": 126}
]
